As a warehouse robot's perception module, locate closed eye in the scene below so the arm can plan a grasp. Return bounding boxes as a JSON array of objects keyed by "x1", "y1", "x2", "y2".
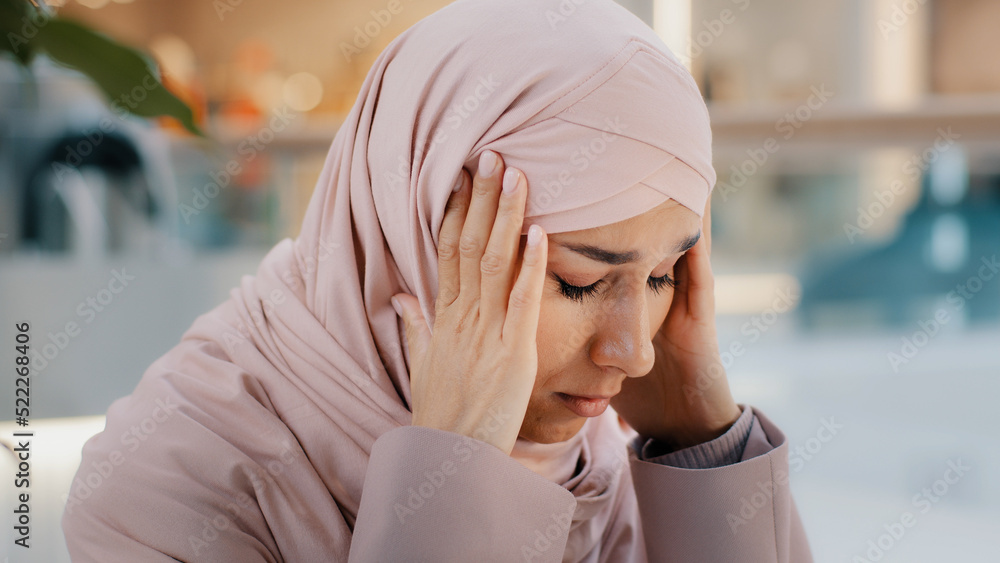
[{"x1": 553, "y1": 273, "x2": 676, "y2": 303}]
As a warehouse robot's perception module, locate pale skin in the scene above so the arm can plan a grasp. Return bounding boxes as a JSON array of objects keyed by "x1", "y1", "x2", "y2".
[{"x1": 392, "y1": 150, "x2": 741, "y2": 456}]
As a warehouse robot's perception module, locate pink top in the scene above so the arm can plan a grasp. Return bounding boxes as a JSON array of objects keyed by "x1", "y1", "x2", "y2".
[{"x1": 61, "y1": 0, "x2": 813, "y2": 559}]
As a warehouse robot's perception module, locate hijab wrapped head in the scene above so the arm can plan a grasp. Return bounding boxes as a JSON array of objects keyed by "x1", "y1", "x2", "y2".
[
  {"x1": 301, "y1": 0, "x2": 715, "y2": 370},
  {"x1": 63, "y1": 0, "x2": 715, "y2": 560}
]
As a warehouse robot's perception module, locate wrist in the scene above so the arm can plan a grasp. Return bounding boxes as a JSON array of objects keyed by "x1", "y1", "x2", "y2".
[{"x1": 660, "y1": 402, "x2": 743, "y2": 450}]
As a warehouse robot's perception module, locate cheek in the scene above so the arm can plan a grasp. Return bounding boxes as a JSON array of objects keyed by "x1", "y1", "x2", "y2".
[
  {"x1": 532, "y1": 293, "x2": 580, "y2": 391},
  {"x1": 532, "y1": 296, "x2": 559, "y2": 388},
  {"x1": 650, "y1": 288, "x2": 673, "y2": 330}
]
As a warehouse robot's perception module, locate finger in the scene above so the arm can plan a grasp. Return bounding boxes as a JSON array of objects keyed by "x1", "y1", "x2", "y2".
[
  {"x1": 436, "y1": 169, "x2": 470, "y2": 310},
  {"x1": 668, "y1": 251, "x2": 691, "y2": 320},
  {"x1": 680, "y1": 236, "x2": 715, "y2": 321},
  {"x1": 480, "y1": 167, "x2": 527, "y2": 329},
  {"x1": 458, "y1": 150, "x2": 503, "y2": 307},
  {"x1": 502, "y1": 224, "x2": 547, "y2": 347},
  {"x1": 392, "y1": 293, "x2": 431, "y2": 375},
  {"x1": 703, "y1": 196, "x2": 712, "y2": 255},
  {"x1": 665, "y1": 197, "x2": 714, "y2": 324}
]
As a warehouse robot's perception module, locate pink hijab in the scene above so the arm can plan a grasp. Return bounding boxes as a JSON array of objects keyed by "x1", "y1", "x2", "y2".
[{"x1": 63, "y1": 0, "x2": 715, "y2": 559}]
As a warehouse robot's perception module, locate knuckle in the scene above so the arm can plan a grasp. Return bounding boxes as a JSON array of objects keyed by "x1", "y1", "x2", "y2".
[
  {"x1": 480, "y1": 251, "x2": 504, "y2": 276},
  {"x1": 445, "y1": 190, "x2": 464, "y2": 211},
  {"x1": 495, "y1": 203, "x2": 520, "y2": 224},
  {"x1": 438, "y1": 235, "x2": 460, "y2": 262},
  {"x1": 459, "y1": 233, "x2": 481, "y2": 258},
  {"x1": 472, "y1": 177, "x2": 495, "y2": 198},
  {"x1": 508, "y1": 287, "x2": 534, "y2": 310},
  {"x1": 444, "y1": 199, "x2": 463, "y2": 219},
  {"x1": 436, "y1": 286, "x2": 457, "y2": 312},
  {"x1": 450, "y1": 303, "x2": 475, "y2": 334}
]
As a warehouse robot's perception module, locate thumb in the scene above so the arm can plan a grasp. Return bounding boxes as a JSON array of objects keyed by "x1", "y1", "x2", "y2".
[{"x1": 391, "y1": 293, "x2": 431, "y2": 368}]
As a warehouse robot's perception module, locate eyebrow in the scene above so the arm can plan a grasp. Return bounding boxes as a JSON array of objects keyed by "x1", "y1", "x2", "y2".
[{"x1": 555, "y1": 231, "x2": 701, "y2": 265}]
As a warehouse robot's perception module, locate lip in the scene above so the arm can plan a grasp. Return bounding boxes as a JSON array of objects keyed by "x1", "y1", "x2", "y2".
[{"x1": 556, "y1": 392, "x2": 612, "y2": 418}]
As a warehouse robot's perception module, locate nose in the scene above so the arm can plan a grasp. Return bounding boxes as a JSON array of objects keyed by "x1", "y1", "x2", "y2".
[{"x1": 588, "y1": 288, "x2": 656, "y2": 378}]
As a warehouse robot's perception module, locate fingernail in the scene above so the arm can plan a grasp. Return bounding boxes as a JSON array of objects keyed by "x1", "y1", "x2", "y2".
[
  {"x1": 391, "y1": 296, "x2": 402, "y2": 316},
  {"x1": 503, "y1": 168, "x2": 519, "y2": 194},
  {"x1": 478, "y1": 150, "x2": 498, "y2": 177},
  {"x1": 527, "y1": 224, "x2": 542, "y2": 247},
  {"x1": 453, "y1": 173, "x2": 464, "y2": 192}
]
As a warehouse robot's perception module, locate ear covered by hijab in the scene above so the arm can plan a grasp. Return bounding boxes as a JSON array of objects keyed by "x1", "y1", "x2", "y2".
[{"x1": 62, "y1": 0, "x2": 715, "y2": 559}]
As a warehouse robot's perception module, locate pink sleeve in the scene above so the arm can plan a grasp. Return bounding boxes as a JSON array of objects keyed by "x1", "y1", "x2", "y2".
[
  {"x1": 632, "y1": 404, "x2": 755, "y2": 468},
  {"x1": 60, "y1": 391, "x2": 304, "y2": 563},
  {"x1": 605, "y1": 406, "x2": 814, "y2": 562},
  {"x1": 349, "y1": 425, "x2": 578, "y2": 562}
]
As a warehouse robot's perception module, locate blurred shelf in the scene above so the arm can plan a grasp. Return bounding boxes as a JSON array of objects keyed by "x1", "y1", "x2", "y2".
[
  {"x1": 193, "y1": 94, "x2": 1000, "y2": 158},
  {"x1": 709, "y1": 93, "x2": 1000, "y2": 153}
]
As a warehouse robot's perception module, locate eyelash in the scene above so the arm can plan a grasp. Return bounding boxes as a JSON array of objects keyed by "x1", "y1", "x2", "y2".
[{"x1": 553, "y1": 273, "x2": 676, "y2": 303}]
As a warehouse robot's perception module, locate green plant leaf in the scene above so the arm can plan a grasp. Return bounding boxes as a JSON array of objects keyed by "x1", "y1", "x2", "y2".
[
  {"x1": 0, "y1": 0, "x2": 39, "y2": 64},
  {"x1": 34, "y1": 16, "x2": 203, "y2": 136}
]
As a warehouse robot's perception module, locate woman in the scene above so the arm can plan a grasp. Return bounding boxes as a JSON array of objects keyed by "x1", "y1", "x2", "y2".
[{"x1": 62, "y1": 0, "x2": 813, "y2": 560}]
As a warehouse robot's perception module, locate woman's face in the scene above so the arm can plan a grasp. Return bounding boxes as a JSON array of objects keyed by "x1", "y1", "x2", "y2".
[{"x1": 514, "y1": 197, "x2": 702, "y2": 443}]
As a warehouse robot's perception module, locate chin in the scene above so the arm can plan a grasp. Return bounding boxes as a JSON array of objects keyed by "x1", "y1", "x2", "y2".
[{"x1": 518, "y1": 414, "x2": 587, "y2": 444}]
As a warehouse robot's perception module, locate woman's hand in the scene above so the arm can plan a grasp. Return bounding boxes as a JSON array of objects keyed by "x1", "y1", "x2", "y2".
[
  {"x1": 391, "y1": 150, "x2": 548, "y2": 456},
  {"x1": 610, "y1": 198, "x2": 741, "y2": 450}
]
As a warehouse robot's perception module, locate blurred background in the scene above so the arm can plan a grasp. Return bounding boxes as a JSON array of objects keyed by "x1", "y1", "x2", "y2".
[{"x1": 1, "y1": 0, "x2": 998, "y2": 561}]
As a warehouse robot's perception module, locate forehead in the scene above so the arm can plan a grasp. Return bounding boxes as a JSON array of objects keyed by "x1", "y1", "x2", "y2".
[
  {"x1": 554, "y1": 199, "x2": 698, "y2": 242},
  {"x1": 548, "y1": 199, "x2": 701, "y2": 262}
]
